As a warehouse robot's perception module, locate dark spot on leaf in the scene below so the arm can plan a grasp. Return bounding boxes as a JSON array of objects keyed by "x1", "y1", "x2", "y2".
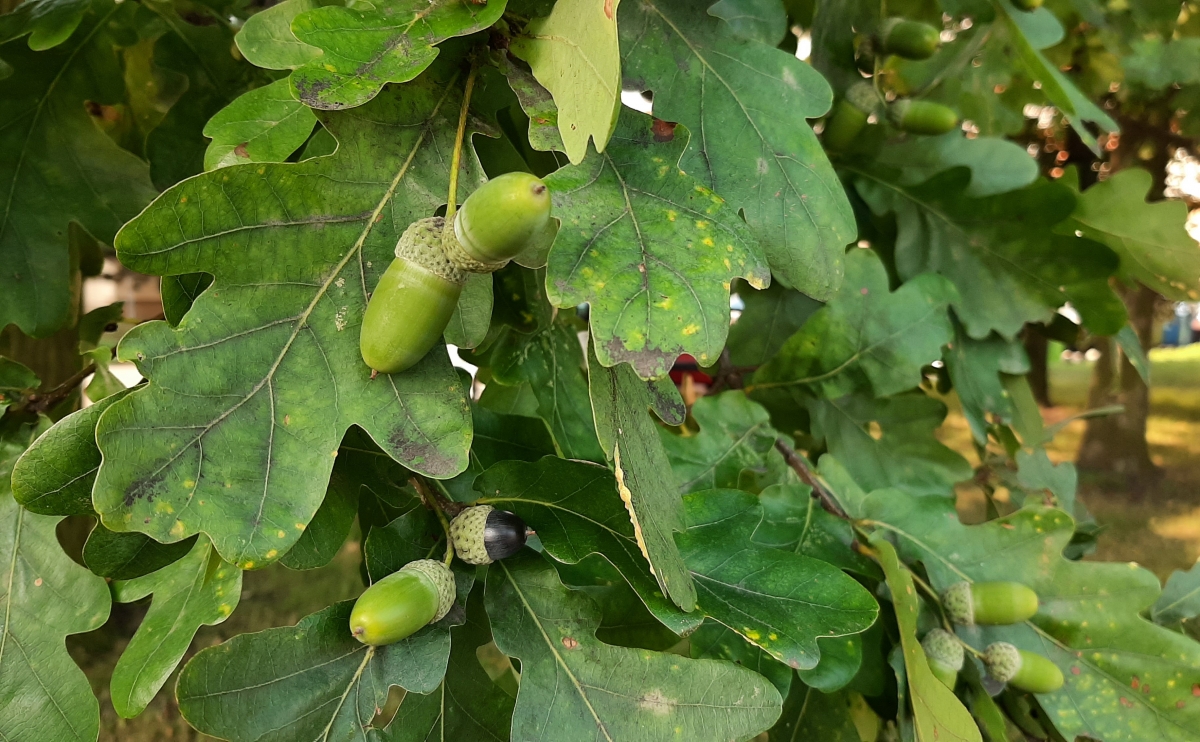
[
  {"x1": 386, "y1": 433, "x2": 460, "y2": 478},
  {"x1": 604, "y1": 336, "x2": 676, "y2": 380},
  {"x1": 651, "y1": 118, "x2": 676, "y2": 142},
  {"x1": 125, "y1": 471, "x2": 164, "y2": 506},
  {"x1": 234, "y1": 143, "x2": 250, "y2": 159},
  {"x1": 562, "y1": 636, "x2": 578, "y2": 649}
]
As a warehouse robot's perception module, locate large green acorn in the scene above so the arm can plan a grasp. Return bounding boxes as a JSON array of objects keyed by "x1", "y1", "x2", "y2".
[
  {"x1": 922, "y1": 628, "x2": 964, "y2": 689},
  {"x1": 889, "y1": 99, "x2": 960, "y2": 135},
  {"x1": 880, "y1": 18, "x2": 941, "y2": 60},
  {"x1": 824, "y1": 82, "x2": 879, "y2": 151},
  {"x1": 349, "y1": 559, "x2": 456, "y2": 646},
  {"x1": 360, "y1": 217, "x2": 467, "y2": 375},
  {"x1": 943, "y1": 581, "x2": 1040, "y2": 626},
  {"x1": 983, "y1": 642, "x2": 1064, "y2": 694},
  {"x1": 449, "y1": 505, "x2": 529, "y2": 565},
  {"x1": 449, "y1": 172, "x2": 552, "y2": 270}
]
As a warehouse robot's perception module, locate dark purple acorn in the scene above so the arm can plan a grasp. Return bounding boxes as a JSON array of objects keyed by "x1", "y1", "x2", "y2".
[{"x1": 449, "y1": 505, "x2": 529, "y2": 565}]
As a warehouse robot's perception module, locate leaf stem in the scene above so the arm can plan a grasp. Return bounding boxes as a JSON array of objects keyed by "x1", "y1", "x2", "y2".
[
  {"x1": 15, "y1": 363, "x2": 97, "y2": 415},
  {"x1": 412, "y1": 475, "x2": 456, "y2": 566},
  {"x1": 445, "y1": 59, "x2": 481, "y2": 221},
  {"x1": 773, "y1": 438, "x2": 851, "y2": 520}
]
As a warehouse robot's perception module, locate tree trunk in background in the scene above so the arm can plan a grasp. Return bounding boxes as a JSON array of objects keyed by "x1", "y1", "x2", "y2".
[
  {"x1": 1076, "y1": 284, "x2": 1161, "y2": 494},
  {"x1": 1023, "y1": 327, "x2": 1052, "y2": 407},
  {"x1": 0, "y1": 323, "x2": 82, "y2": 391}
]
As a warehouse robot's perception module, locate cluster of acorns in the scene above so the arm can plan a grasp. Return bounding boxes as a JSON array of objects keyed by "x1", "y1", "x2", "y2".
[
  {"x1": 825, "y1": 0, "x2": 1044, "y2": 149},
  {"x1": 348, "y1": 506, "x2": 527, "y2": 645},
  {"x1": 360, "y1": 172, "x2": 553, "y2": 375},
  {"x1": 923, "y1": 581, "x2": 1065, "y2": 694}
]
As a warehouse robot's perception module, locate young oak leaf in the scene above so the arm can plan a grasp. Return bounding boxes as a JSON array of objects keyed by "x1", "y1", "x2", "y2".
[
  {"x1": 110, "y1": 537, "x2": 242, "y2": 719},
  {"x1": 288, "y1": 0, "x2": 507, "y2": 110},
  {"x1": 620, "y1": 0, "x2": 856, "y2": 301},
  {"x1": 546, "y1": 106, "x2": 769, "y2": 380},
  {"x1": 94, "y1": 72, "x2": 477, "y2": 571},
  {"x1": 510, "y1": 0, "x2": 622, "y2": 164}
]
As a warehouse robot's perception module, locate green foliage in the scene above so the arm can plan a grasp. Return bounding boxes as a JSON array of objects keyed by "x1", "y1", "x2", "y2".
[{"x1": 2, "y1": 0, "x2": 1200, "y2": 739}]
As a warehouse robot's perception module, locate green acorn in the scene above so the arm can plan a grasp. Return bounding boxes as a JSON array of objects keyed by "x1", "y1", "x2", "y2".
[
  {"x1": 889, "y1": 99, "x2": 960, "y2": 135},
  {"x1": 922, "y1": 628, "x2": 964, "y2": 689},
  {"x1": 360, "y1": 217, "x2": 467, "y2": 375},
  {"x1": 983, "y1": 642, "x2": 1064, "y2": 694},
  {"x1": 448, "y1": 172, "x2": 552, "y2": 271},
  {"x1": 943, "y1": 581, "x2": 1040, "y2": 626},
  {"x1": 449, "y1": 505, "x2": 529, "y2": 565},
  {"x1": 824, "y1": 82, "x2": 879, "y2": 151},
  {"x1": 880, "y1": 18, "x2": 941, "y2": 60},
  {"x1": 349, "y1": 559, "x2": 456, "y2": 646},
  {"x1": 1012, "y1": 0, "x2": 1044, "y2": 9}
]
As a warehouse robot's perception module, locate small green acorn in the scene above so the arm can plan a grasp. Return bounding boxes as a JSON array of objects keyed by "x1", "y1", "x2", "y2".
[
  {"x1": 449, "y1": 172, "x2": 552, "y2": 269},
  {"x1": 983, "y1": 642, "x2": 1064, "y2": 694},
  {"x1": 1012, "y1": 0, "x2": 1044, "y2": 9},
  {"x1": 922, "y1": 628, "x2": 964, "y2": 689},
  {"x1": 449, "y1": 505, "x2": 529, "y2": 565},
  {"x1": 349, "y1": 559, "x2": 456, "y2": 646},
  {"x1": 824, "y1": 82, "x2": 879, "y2": 151},
  {"x1": 943, "y1": 581, "x2": 1040, "y2": 626},
  {"x1": 889, "y1": 99, "x2": 960, "y2": 135},
  {"x1": 880, "y1": 18, "x2": 941, "y2": 60},
  {"x1": 360, "y1": 217, "x2": 467, "y2": 375}
]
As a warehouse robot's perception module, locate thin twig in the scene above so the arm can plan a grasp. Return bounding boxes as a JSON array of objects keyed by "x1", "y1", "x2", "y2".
[
  {"x1": 774, "y1": 437, "x2": 850, "y2": 520},
  {"x1": 16, "y1": 363, "x2": 97, "y2": 415},
  {"x1": 411, "y1": 475, "x2": 457, "y2": 566},
  {"x1": 445, "y1": 59, "x2": 480, "y2": 221}
]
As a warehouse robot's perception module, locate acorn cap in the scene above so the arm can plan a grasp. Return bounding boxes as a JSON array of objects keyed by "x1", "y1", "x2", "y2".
[
  {"x1": 394, "y1": 217, "x2": 468, "y2": 285},
  {"x1": 942, "y1": 581, "x2": 975, "y2": 626},
  {"x1": 449, "y1": 505, "x2": 528, "y2": 565},
  {"x1": 400, "y1": 559, "x2": 456, "y2": 622},
  {"x1": 922, "y1": 629, "x2": 964, "y2": 671},
  {"x1": 983, "y1": 641, "x2": 1022, "y2": 684},
  {"x1": 845, "y1": 81, "x2": 880, "y2": 116}
]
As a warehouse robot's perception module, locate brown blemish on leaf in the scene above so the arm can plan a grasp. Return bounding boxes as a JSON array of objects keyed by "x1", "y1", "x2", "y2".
[
  {"x1": 604, "y1": 0, "x2": 615, "y2": 19},
  {"x1": 638, "y1": 689, "x2": 675, "y2": 715},
  {"x1": 561, "y1": 636, "x2": 578, "y2": 649},
  {"x1": 386, "y1": 433, "x2": 461, "y2": 478},
  {"x1": 234, "y1": 143, "x2": 249, "y2": 159}
]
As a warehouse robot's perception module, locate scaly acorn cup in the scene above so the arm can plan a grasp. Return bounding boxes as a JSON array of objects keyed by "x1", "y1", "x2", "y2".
[
  {"x1": 889, "y1": 99, "x2": 960, "y2": 135},
  {"x1": 448, "y1": 172, "x2": 552, "y2": 271},
  {"x1": 983, "y1": 642, "x2": 1065, "y2": 694},
  {"x1": 360, "y1": 217, "x2": 467, "y2": 374},
  {"x1": 922, "y1": 628, "x2": 964, "y2": 689},
  {"x1": 880, "y1": 18, "x2": 941, "y2": 60},
  {"x1": 349, "y1": 559, "x2": 456, "y2": 646},
  {"x1": 449, "y1": 505, "x2": 529, "y2": 565},
  {"x1": 943, "y1": 581, "x2": 1040, "y2": 626},
  {"x1": 824, "y1": 82, "x2": 880, "y2": 151}
]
